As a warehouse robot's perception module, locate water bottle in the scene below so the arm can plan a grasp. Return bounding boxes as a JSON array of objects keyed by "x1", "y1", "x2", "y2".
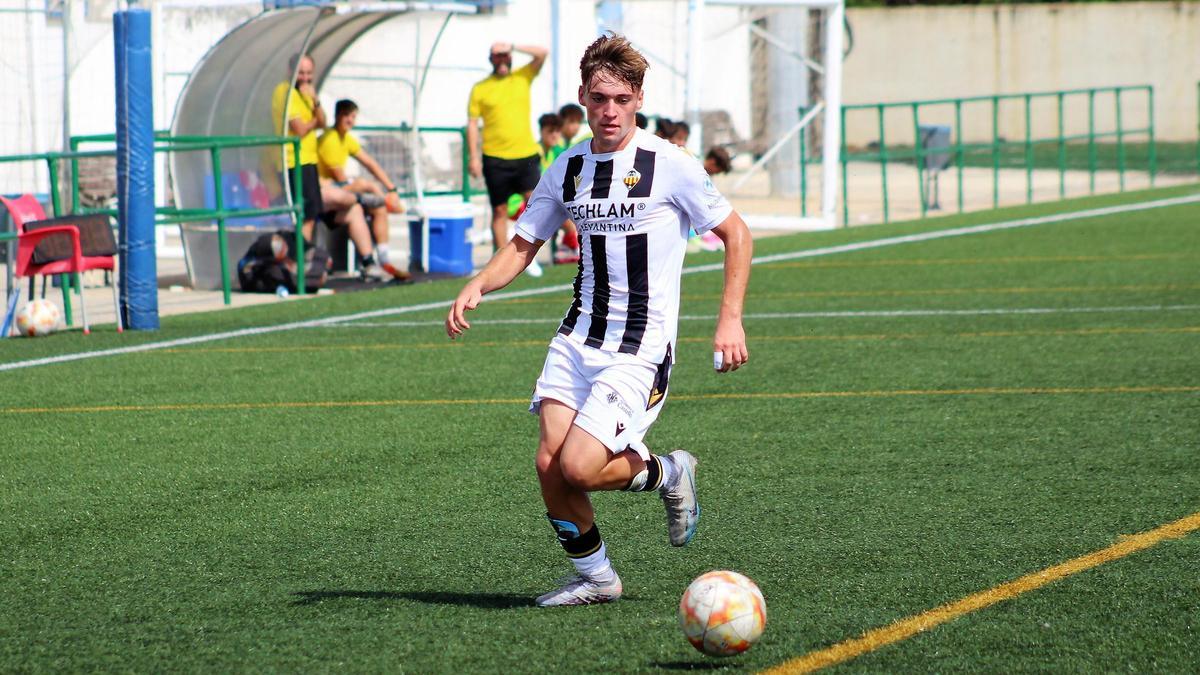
[{"x1": 275, "y1": 285, "x2": 290, "y2": 298}]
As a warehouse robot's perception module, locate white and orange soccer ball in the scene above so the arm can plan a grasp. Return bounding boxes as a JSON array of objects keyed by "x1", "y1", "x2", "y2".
[
  {"x1": 15, "y1": 299, "x2": 62, "y2": 337},
  {"x1": 678, "y1": 570, "x2": 767, "y2": 657}
]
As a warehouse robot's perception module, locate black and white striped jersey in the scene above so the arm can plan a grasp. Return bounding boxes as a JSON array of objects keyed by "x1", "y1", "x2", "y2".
[{"x1": 515, "y1": 129, "x2": 733, "y2": 363}]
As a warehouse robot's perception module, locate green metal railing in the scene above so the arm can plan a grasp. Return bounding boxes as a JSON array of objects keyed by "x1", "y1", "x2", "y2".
[
  {"x1": 800, "y1": 85, "x2": 1174, "y2": 225},
  {"x1": 354, "y1": 124, "x2": 481, "y2": 203},
  {"x1": 67, "y1": 134, "x2": 303, "y2": 306},
  {"x1": 2, "y1": 148, "x2": 118, "y2": 326}
]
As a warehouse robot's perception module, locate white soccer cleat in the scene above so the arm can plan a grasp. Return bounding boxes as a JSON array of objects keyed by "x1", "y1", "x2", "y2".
[
  {"x1": 524, "y1": 258, "x2": 544, "y2": 278},
  {"x1": 661, "y1": 449, "x2": 700, "y2": 546},
  {"x1": 535, "y1": 573, "x2": 623, "y2": 607}
]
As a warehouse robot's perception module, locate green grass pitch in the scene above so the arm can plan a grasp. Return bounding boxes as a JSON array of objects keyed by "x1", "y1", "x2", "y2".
[{"x1": 1, "y1": 185, "x2": 1198, "y2": 672}]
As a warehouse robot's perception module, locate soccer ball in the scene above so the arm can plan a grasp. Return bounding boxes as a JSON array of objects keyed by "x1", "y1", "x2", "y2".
[
  {"x1": 15, "y1": 299, "x2": 62, "y2": 337},
  {"x1": 678, "y1": 570, "x2": 767, "y2": 657}
]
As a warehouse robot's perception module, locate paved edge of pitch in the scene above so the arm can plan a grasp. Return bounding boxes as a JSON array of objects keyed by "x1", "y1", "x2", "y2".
[{"x1": 3, "y1": 192, "x2": 1199, "y2": 373}]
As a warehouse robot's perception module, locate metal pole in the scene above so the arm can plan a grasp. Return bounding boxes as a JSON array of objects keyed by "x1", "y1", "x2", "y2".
[
  {"x1": 954, "y1": 99, "x2": 963, "y2": 213},
  {"x1": 1115, "y1": 88, "x2": 1125, "y2": 191},
  {"x1": 912, "y1": 102, "x2": 925, "y2": 217},
  {"x1": 211, "y1": 147, "x2": 230, "y2": 306},
  {"x1": 799, "y1": 109, "x2": 808, "y2": 218},
  {"x1": 293, "y1": 141, "x2": 305, "y2": 295},
  {"x1": 822, "y1": 2, "x2": 844, "y2": 228},
  {"x1": 877, "y1": 105, "x2": 889, "y2": 223},
  {"x1": 1024, "y1": 93, "x2": 1033, "y2": 204},
  {"x1": 1057, "y1": 92, "x2": 1066, "y2": 199},
  {"x1": 1147, "y1": 87, "x2": 1156, "y2": 186},
  {"x1": 685, "y1": 0, "x2": 706, "y2": 157},
  {"x1": 991, "y1": 95, "x2": 1000, "y2": 208},
  {"x1": 1088, "y1": 89, "x2": 1097, "y2": 194}
]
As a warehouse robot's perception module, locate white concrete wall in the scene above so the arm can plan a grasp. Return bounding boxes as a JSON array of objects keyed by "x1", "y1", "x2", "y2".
[{"x1": 843, "y1": 2, "x2": 1200, "y2": 144}]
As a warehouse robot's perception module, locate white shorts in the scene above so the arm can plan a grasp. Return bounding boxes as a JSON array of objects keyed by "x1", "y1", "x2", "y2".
[{"x1": 530, "y1": 334, "x2": 673, "y2": 458}]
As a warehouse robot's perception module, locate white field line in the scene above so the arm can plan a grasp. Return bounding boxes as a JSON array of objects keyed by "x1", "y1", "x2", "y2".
[
  {"x1": 2, "y1": 193, "x2": 1198, "y2": 373},
  {"x1": 313, "y1": 304, "x2": 1200, "y2": 328}
]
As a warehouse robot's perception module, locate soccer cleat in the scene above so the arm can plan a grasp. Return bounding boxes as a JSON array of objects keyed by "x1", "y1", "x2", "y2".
[
  {"x1": 660, "y1": 449, "x2": 700, "y2": 546},
  {"x1": 381, "y1": 262, "x2": 412, "y2": 282},
  {"x1": 360, "y1": 263, "x2": 390, "y2": 282},
  {"x1": 553, "y1": 247, "x2": 580, "y2": 265},
  {"x1": 524, "y1": 258, "x2": 545, "y2": 278},
  {"x1": 535, "y1": 573, "x2": 623, "y2": 607}
]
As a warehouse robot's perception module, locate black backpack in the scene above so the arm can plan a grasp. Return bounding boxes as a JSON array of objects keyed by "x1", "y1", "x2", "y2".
[{"x1": 237, "y1": 230, "x2": 330, "y2": 294}]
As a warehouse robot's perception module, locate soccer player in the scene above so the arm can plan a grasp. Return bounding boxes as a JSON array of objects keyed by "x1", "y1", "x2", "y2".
[{"x1": 446, "y1": 33, "x2": 752, "y2": 607}]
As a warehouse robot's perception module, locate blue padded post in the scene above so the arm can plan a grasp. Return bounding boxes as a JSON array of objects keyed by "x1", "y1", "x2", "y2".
[{"x1": 115, "y1": 9, "x2": 159, "y2": 330}]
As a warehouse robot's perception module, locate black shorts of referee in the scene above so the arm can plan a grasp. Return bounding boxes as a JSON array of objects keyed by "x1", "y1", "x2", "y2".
[
  {"x1": 284, "y1": 164, "x2": 324, "y2": 221},
  {"x1": 482, "y1": 154, "x2": 540, "y2": 208}
]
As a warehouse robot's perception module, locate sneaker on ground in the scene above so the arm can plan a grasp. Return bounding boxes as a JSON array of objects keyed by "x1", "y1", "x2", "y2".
[
  {"x1": 381, "y1": 262, "x2": 412, "y2": 282},
  {"x1": 660, "y1": 449, "x2": 700, "y2": 546},
  {"x1": 535, "y1": 573, "x2": 623, "y2": 607},
  {"x1": 524, "y1": 258, "x2": 544, "y2": 278},
  {"x1": 360, "y1": 263, "x2": 390, "y2": 282}
]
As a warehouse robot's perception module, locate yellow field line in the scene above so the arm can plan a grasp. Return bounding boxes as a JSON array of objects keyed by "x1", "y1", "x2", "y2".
[
  {"x1": 762, "y1": 509, "x2": 1200, "y2": 674},
  {"x1": 4, "y1": 385, "x2": 1195, "y2": 415},
  {"x1": 493, "y1": 283, "x2": 1200, "y2": 304},
  {"x1": 756, "y1": 252, "x2": 1191, "y2": 270},
  {"x1": 162, "y1": 326, "x2": 1200, "y2": 354}
]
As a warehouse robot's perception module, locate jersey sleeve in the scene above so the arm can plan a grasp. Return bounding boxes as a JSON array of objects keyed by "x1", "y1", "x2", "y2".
[
  {"x1": 669, "y1": 152, "x2": 733, "y2": 234},
  {"x1": 514, "y1": 62, "x2": 537, "y2": 83},
  {"x1": 514, "y1": 166, "x2": 568, "y2": 244},
  {"x1": 345, "y1": 132, "x2": 361, "y2": 156},
  {"x1": 467, "y1": 83, "x2": 482, "y2": 118}
]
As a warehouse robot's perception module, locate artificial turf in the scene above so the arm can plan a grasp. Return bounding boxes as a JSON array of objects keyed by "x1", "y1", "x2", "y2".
[{"x1": 1, "y1": 185, "x2": 1197, "y2": 672}]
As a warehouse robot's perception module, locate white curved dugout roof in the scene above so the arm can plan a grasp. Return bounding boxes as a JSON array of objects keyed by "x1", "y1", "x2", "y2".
[{"x1": 170, "y1": 2, "x2": 478, "y2": 215}]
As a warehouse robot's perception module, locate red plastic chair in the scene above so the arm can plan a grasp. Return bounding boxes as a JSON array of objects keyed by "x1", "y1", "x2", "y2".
[{"x1": 1, "y1": 194, "x2": 122, "y2": 334}]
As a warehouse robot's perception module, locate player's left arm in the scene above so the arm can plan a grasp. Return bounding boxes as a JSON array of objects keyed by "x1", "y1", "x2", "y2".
[
  {"x1": 352, "y1": 148, "x2": 395, "y2": 192},
  {"x1": 710, "y1": 211, "x2": 752, "y2": 373}
]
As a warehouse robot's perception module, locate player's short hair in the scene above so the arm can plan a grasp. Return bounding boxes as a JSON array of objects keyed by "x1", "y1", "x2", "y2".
[
  {"x1": 558, "y1": 104, "x2": 584, "y2": 122},
  {"x1": 335, "y1": 99, "x2": 358, "y2": 119},
  {"x1": 635, "y1": 112, "x2": 648, "y2": 129},
  {"x1": 655, "y1": 117, "x2": 676, "y2": 139},
  {"x1": 673, "y1": 120, "x2": 690, "y2": 137},
  {"x1": 539, "y1": 113, "x2": 563, "y2": 131},
  {"x1": 579, "y1": 33, "x2": 648, "y2": 92},
  {"x1": 705, "y1": 146, "x2": 732, "y2": 174}
]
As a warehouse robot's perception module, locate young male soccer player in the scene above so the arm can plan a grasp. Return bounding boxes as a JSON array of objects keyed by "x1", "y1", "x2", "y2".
[{"x1": 446, "y1": 33, "x2": 752, "y2": 607}]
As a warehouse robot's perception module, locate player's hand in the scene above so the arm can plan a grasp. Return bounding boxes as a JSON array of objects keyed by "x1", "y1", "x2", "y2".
[
  {"x1": 468, "y1": 157, "x2": 483, "y2": 179},
  {"x1": 446, "y1": 283, "x2": 483, "y2": 339},
  {"x1": 712, "y1": 318, "x2": 748, "y2": 373},
  {"x1": 298, "y1": 83, "x2": 317, "y2": 99}
]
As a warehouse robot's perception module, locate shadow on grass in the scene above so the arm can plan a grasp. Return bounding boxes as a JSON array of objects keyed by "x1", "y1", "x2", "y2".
[
  {"x1": 292, "y1": 589, "x2": 533, "y2": 609},
  {"x1": 651, "y1": 660, "x2": 741, "y2": 670}
]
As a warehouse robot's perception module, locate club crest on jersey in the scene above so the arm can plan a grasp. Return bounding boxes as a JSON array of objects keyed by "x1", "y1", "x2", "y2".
[
  {"x1": 573, "y1": 175, "x2": 582, "y2": 191},
  {"x1": 623, "y1": 169, "x2": 641, "y2": 190}
]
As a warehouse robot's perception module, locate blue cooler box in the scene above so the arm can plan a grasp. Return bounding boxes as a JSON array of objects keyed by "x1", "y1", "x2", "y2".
[{"x1": 409, "y1": 202, "x2": 476, "y2": 276}]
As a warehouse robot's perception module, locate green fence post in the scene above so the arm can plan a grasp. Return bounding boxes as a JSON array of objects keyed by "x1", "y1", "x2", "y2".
[
  {"x1": 68, "y1": 138, "x2": 82, "y2": 215},
  {"x1": 460, "y1": 126, "x2": 471, "y2": 203},
  {"x1": 46, "y1": 156, "x2": 75, "y2": 326},
  {"x1": 954, "y1": 99, "x2": 964, "y2": 213},
  {"x1": 1115, "y1": 87, "x2": 1126, "y2": 191},
  {"x1": 877, "y1": 105, "x2": 889, "y2": 223},
  {"x1": 912, "y1": 102, "x2": 926, "y2": 218},
  {"x1": 292, "y1": 140, "x2": 305, "y2": 295},
  {"x1": 1088, "y1": 89, "x2": 1097, "y2": 194},
  {"x1": 991, "y1": 95, "x2": 1000, "y2": 208},
  {"x1": 211, "y1": 147, "x2": 231, "y2": 306},
  {"x1": 1057, "y1": 92, "x2": 1066, "y2": 199},
  {"x1": 799, "y1": 110, "x2": 808, "y2": 218},
  {"x1": 1147, "y1": 86, "x2": 1156, "y2": 186},
  {"x1": 840, "y1": 105, "x2": 849, "y2": 227},
  {"x1": 1023, "y1": 93, "x2": 1033, "y2": 204}
]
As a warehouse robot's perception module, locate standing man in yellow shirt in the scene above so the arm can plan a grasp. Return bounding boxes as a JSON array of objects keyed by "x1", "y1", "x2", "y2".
[
  {"x1": 467, "y1": 41, "x2": 548, "y2": 277},
  {"x1": 271, "y1": 53, "x2": 327, "y2": 242}
]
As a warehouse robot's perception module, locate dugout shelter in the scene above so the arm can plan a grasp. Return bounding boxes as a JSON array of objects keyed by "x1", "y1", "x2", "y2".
[{"x1": 169, "y1": 1, "x2": 479, "y2": 289}]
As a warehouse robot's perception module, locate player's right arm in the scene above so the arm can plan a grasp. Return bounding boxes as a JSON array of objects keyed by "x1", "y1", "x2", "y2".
[
  {"x1": 446, "y1": 164, "x2": 569, "y2": 339},
  {"x1": 466, "y1": 85, "x2": 484, "y2": 178}
]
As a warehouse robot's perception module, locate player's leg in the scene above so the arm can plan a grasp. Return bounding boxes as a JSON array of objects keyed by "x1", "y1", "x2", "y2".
[{"x1": 536, "y1": 410, "x2": 624, "y2": 607}]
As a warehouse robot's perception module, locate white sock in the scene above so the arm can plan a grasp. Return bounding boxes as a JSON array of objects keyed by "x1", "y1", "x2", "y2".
[
  {"x1": 571, "y1": 542, "x2": 615, "y2": 583},
  {"x1": 658, "y1": 454, "x2": 676, "y2": 490},
  {"x1": 375, "y1": 243, "x2": 390, "y2": 264}
]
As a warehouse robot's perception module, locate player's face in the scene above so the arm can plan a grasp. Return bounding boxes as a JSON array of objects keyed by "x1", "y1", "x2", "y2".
[
  {"x1": 579, "y1": 73, "x2": 643, "y2": 153},
  {"x1": 540, "y1": 126, "x2": 562, "y2": 149},
  {"x1": 338, "y1": 109, "x2": 357, "y2": 133},
  {"x1": 561, "y1": 116, "x2": 582, "y2": 140}
]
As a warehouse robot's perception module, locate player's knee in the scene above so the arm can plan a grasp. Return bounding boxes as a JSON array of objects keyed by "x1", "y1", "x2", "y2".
[
  {"x1": 534, "y1": 445, "x2": 558, "y2": 479},
  {"x1": 559, "y1": 454, "x2": 599, "y2": 490}
]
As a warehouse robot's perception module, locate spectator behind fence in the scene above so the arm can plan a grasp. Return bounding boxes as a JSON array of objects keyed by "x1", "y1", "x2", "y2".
[
  {"x1": 635, "y1": 112, "x2": 648, "y2": 129},
  {"x1": 654, "y1": 117, "x2": 675, "y2": 140},
  {"x1": 537, "y1": 113, "x2": 579, "y2": 265},
  {"x1": 272, "y1": 54, "x2": 391, "y2": 281},
  {"x1": 670, "y1": 120, "x2": 690, "y2": 148},
  {"x1": 704, "y1": 146, "x2": 732, "y2": 175},
  {"x1": 554, "y1": 103, "x2": 591, "y2": 153},
  {"x1": 318, "y1": 99, "x2": 410, "y2": 280},
  {"x1": 467, "y1": 41, "x2": 549, "y2": 277}
]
